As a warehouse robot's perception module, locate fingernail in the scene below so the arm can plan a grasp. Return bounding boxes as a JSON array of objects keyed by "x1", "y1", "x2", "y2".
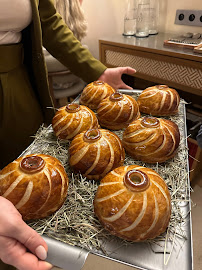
[
  {"x1": 44, "y1": 262, "x2": 53, "y2": 269},
  {"x1": 35, "y1": 245, "x2": 47, "y2": 260}
]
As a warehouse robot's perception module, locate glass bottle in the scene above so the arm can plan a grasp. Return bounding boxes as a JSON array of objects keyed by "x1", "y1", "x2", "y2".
[
  {"x1": 149, "y1": 0, "x2": 159, "y2": 35},
  {"x1": 135, "y1": 0, "x2": 150, "y2": 38},
  {"x1": 123, "y1": 0, "x2": 137, "y2": 36}
]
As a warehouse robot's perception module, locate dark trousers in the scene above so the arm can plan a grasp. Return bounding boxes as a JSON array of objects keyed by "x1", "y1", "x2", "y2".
[{"x1": 0, "y1": 43, "x2": 43, "y2": 168}]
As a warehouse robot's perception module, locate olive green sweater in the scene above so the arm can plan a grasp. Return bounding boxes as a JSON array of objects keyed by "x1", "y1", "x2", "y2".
[{"x1": 23, "y1": 0, "x2": 107, "y2": 124}]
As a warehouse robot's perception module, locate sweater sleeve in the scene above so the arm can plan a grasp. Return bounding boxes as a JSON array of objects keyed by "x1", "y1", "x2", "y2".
[{"x1": 38, "y1": 0, "x2": 107, "y2": 83}]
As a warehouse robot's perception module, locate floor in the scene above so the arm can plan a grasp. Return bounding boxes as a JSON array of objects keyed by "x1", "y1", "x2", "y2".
[{"x1": 52, "y1": 167, "x2": 202, "y2": 270}]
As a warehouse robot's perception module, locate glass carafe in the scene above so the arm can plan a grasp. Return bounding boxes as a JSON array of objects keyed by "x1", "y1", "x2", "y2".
[
  {"x1": 123, "y1": 0, "x2": 137, "y2": 36},
  {"x1": 149, "y1": 0, "x2": 159, "y2": 35},
  {"x1": 135, "y1": 0, "x2": 150, "y2": 38}
]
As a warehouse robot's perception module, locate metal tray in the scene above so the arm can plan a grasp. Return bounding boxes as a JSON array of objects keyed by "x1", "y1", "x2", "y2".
[{"x1": 21, "y1": 90, "x2": 193, "y2": 270}]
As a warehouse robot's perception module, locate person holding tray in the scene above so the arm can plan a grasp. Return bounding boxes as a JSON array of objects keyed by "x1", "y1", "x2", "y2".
[
  {"x1": 0, "y1": 0, "x2": 136, "y2": 169},
  {"x1": 43, "y1": 0, "x2": 88, "y2": 105},
  {"x1": 0, "y1": 0, "x2": 136, "y2": 269}
]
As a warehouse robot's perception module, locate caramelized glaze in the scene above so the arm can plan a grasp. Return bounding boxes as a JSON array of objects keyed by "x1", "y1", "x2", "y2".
[
  {"x1": 69, "y1": 128, "x2": 125, "y2": 180},
  {"x1": 137, "y1": 85, "x2": 180, "y2": 116},
  {"x1": 80, "y1": 81, "x2": 116, "y2": 110},
  {"x1": 0, "y1": 154, "x2": 69, "y2": 220},
  {"x1": 52, "y1": 104, "x2": 99, "y2": 140},
  {"x1": 94, "y1": 165, "x2": 171, "y2": 241},
  {"x1": 122, "y1": 116, "x2": 180, "y2": 163},
  {"x1": 97, "y1": 93, "x2": 140, "y2": 130}
]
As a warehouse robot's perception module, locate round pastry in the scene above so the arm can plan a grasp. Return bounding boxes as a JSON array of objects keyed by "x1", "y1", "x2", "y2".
[
  {"x1": 122, "y1": 116, "x2": 180, "y2": 163},
  {"x1": 79, "y1": 80, "x2": 116, "y2": 110},
  {"x1": 137, "y1": 85, "x2": 180, "y2": 116},
  {"x1": 52, "y1": 103, "x2": 99, "y2": 140},
  {"x1": 0, "y1": 154, "x2": 69, "y2": 220},
  {"x1": 94, "y1": 165, "x2": 171, "y2": 242},
  {"x1": 97, "y1": 92, "x2": 140, "y2": 130},
  {"x1": 69, "y1": 128, "x2": 125, "y2": 180}
]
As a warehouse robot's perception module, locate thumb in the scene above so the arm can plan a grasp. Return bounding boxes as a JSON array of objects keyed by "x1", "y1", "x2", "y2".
[
  {"x1": 118, "y1": 82, "x2": 133, "y2": 90},
  {"x1": 8, "y1": 218, "x2": 48, "y2": 260},
  {"x1": 121, "y1": 67, "x2": 136, "y2": 76}
]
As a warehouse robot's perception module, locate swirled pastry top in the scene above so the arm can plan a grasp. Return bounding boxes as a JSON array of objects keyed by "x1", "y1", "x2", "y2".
[
  {"x1": 122, "y1": 116, "x2": 180, "y2": 163},
  {"x1": 94, "y1": 165, "x2": 171, "y2": 242},
  {"x1": 97, "y1": 92, "x2": 140, "y2": 130},
  {"x1": 0, "y1": 154, "x2": 69, "y2": 220},
  {"x1": 79, "y1": 81, "x2": 116, "y2": 110},
  {"x1": 52, "y1": 104, "x2": 99, "y2": 140},
  {"x1": 69, "y1": 129, "x2": 125, "y2": 180},
  {"x1": 137, "y1": 85, "x2": 180, "y2": 116}
]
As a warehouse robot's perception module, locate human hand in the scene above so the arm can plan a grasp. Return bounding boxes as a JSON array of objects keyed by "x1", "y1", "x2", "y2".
[
  {"x1": 98, "y1": 67, "x2": 136, "y2": 90},
  {"x1": 0, "y1": 196, "x2": 52, "y2": 270}
]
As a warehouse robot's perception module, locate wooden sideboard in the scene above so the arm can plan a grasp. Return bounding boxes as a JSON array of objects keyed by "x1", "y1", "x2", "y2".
[
  {"x1": 99, "y1": 33, "x2": 202, "y2": 181},
  {"x1": 99, "y1": 33, "x2": 202, "y2": 105}
]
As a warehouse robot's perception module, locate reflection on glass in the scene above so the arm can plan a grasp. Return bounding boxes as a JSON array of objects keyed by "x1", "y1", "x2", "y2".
[
  {"x1": 135, "y1": 0, "x2": 150, "y2": 38},
  {"x1": 149, "y1": 0, "x2": 159, "y2": 35},
  {"x1": 123, "y1": 0, "x2": 138, "y2": 36}
]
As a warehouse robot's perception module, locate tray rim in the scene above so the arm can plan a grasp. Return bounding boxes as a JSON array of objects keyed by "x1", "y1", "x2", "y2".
[{"x1": 20, "y1": 89, "x2": 193, "y2": 270}]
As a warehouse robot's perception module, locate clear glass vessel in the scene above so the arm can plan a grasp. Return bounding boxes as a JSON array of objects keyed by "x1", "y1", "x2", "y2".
[
  {"x1": 149, "y1": 0, "x2": 159, "y2": 35},
  {"x1": 135, "y1": 0, "x2": 150, "y2": 38},
  {"x1": 123, "y1": 0, "x2": 137, "y2": 36}
]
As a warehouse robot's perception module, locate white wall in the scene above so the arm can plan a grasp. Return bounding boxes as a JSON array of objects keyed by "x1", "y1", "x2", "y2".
[
  {"x1": 82, "y1": 0, "x2": 126, "y2": 59},
  {"x1": 164, "y1": 0, "x2": 202, "y2": 34},
  {"x1": 82, "y1": 0, "x2": 202, "y2": 59}
]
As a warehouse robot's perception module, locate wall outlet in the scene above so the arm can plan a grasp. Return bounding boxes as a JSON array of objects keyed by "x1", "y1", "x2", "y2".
[{"x1": 175, "y1": 10, "x2": 202, "y2": 27}]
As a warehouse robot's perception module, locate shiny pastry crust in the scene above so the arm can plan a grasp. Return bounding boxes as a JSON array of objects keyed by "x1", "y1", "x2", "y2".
[
  {"x1": 137, "y1": 85, "x2": 180, "y2": 116},
  {"x1": 69, "y1": 129, "x2": 125, "y2": 180},
  {"x1": 52, "y1": 104, "x2": 99, "y2": 140},
  {"x1": 97, "y1": 92, "x2": 140, "y2": 130},
  {"x1": 0, "y1": 154, "x2": 69, "y2": 220},
  {"x1": 122, "y1": 116, "x2": 180, "y2": 163},
  {"x1": 79, "y1": 81, "x2": 116, "y2": 110},
  {"x1": 94, "y1": 165, "x2": 171, "y2": 242}
]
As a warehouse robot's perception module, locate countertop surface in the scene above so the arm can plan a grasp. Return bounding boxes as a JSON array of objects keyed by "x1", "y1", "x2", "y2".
[{"x1": 99, "y1": 32, "x2": 202, "y2": 61}]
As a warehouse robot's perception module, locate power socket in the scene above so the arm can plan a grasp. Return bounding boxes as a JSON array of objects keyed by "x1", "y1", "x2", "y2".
[{"x1": 175, "y1": 9, "x2": 202, "y2": 27}]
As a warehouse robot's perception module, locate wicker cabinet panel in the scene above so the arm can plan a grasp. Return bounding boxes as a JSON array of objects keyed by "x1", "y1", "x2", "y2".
[
  {"x1": 99, "y1": 39, "x2": 202, "y2": 97},
  {"x1": 105, "y1": 50, "x2": 202, "y2": 91}
]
